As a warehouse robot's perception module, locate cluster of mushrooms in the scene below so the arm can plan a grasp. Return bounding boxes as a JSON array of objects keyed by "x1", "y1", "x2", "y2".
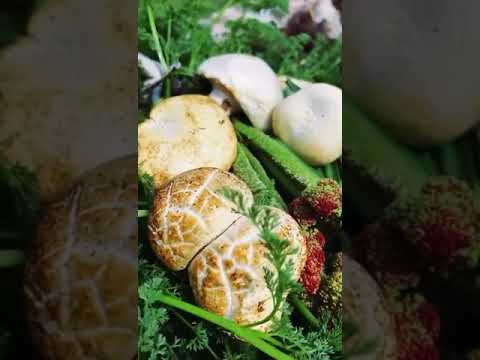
[{"x1": 139, "y1": 53, "x2": 342, "y2": 329}]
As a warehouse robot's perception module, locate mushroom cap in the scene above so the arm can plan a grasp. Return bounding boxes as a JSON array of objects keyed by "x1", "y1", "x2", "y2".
[
  {"x1": 343, "y1": 255, "x2": 397, "y2": 360},
  {"x1": 138, "y1": 95, "x2": 238, "y2": 187},
  {"x1": 189, "y1": 209, "x2": 306, "y2": 331},
  {"x1": 149, "y1": 168, "x2": 254, "y2": 271},
  {"x1": 343, "y1": 0, "x2": 480, "y2": 146},
  {"x1": 24, "y1": 155, "x2": 137, "y2": 360},
  {"x1": 198, "y1": 54, "x2": 284, "y2": 130},
  {"x1": 272, "y1": 83, "x2": 342, "y2": 165}
]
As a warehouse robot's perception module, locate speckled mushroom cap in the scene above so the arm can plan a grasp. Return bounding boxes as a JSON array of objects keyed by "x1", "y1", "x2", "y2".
[
  {"x1": 149, "y1": 168, "x2": 254, "y2": 271},
  {"x1": 138, "y1": 95, "x2": 237, "y2": 187},
  {"x1": 23, "y1": 155, "x2": 137, "y2": 360},
  {"x1": 188, "y1": 210, "x2": 306, "y2": 331},
  {"x1": 343, "y1": 255, "x2": 397, "y2": 360}
]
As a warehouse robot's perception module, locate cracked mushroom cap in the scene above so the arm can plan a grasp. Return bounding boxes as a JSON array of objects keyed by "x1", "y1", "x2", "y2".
[
  {"x1": 23, "y1": 155, "x2": 137, "y2": 360},
  {"x1": 138, "y1": 95, "x2": 237, "y2": 187},
  {"x1": 189, "y1": 210, "x2": 306, "y2": 331},
  {"x1": 198, "y1": 54, "x2": 283, "y2": 131},
  {"x1": 149, "y1": 168, "x2": 254, "y2": 271},
  {"x1": 343, "y1": 255, "x2": 397, "y2": 360}
]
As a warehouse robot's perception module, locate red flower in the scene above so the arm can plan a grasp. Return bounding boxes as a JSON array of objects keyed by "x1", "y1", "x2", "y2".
[
  {"x1": 393, "y1": 300, "x2": 441, "y2": 360},
  {"x1": 300, "y1": 230, "x2": 326, "y2": 295},
  {"x1": 386, "y1": 176, "x2": 480, "y2": 269},
  {"x1": 354, "y1": 222, "x2": 423, "y2": 286},
  {"x1": 303, "y1": 179, "x2": 342, "y2": 228},
  {"x1": 289, "y1": 197, "x2": 318, "y2": 228}
]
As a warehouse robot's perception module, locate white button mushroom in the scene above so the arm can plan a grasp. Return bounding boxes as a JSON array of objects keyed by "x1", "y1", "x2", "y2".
[
  {"x1": 272, "y1": 83, "x2": 342, "y2": 166},
  {"x1": 198, "y1": 54, "x2": 284, "y2": 131},
  {"x1": 138, "y1": 95, "x2": 238, "y2": 187},
  {"x1": 343, "y1": 0, "x2": 480, "y2": 146}
]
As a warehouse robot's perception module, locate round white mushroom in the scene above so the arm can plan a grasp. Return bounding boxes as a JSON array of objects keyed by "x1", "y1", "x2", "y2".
[
  {"x1": 138, "y1": 95, "x2": 237, "y2": 187},
  {"x1": 272, "y1": 83, "x2": 342, "y2": 165},
  {"x1": 198, "y1": 54, "x2": 284, "y2": 131}
]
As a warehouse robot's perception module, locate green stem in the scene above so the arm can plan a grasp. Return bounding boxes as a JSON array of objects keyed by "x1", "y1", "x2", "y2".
[
  {"x1": 138, "y1": 210, "x2": 149, "y2": 218},
  {"x1": 255, "y1": 151, "x2": 304, "y2": 198},
  {"x1": 233, "y1": 143, "x2": 286, "y2": 209},
  {"x1": 459, "y1": 134, "x2": 480, "y2": 190},
  {"x1": 343, "y1": 96, "x2": 430, "y2": 195},
  {"x1": 0, "y1": 250, "x2": 24, "y2": 268},
  {"x1": 245, "y1": 294, "x2": 283, "y2": 329},
  {"x1": 437, "y1": 142, "x2": 463, "y2": 178},
  {"x1": 235, "y1": 121, "x2": 321, "y2": 191},
  {"x1": 157, "y1": 294, "x2": 293, "y2": 360},
  {"x1": 170, "y1": 310, "x2": 220, "y2": 360},
  {"x1": 146, "y1": 3, "x2": 168, "y2": 72},
  {"x1": 323, "y1": 164, "x2": 335, "y2": 180},
  {"x1": 289, "y1": 294, "x2": 321, "y2": 329}
]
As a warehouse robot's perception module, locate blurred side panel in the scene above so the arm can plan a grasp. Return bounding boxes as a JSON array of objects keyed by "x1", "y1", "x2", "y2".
[
  {"x1": 343, "y1": 1, "x2": 480, "y2": 359},
  {"x1": 0, "y1": 1, "x2": 137, "y2": 358}
]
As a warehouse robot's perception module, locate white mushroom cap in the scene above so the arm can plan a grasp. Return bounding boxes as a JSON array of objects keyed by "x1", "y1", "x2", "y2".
[
  {"x1": 198, "y1": 54, "x2": 284, "y2": 131},
  {"x1": 272, "y1": 83, "x2": 342, "y2": 165},
  {"x1": 138, "y1": 95, "x2": 237, "y2": 187}
]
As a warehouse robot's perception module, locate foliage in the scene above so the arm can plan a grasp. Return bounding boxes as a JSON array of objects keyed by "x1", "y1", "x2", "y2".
[
  {"x1": 218, "y1": 187, "x2": 302, "y2": 327},
  {"x1": 138, "y1": 173, "x2": 343, "y2": 359},
  {"x1": 137, "y1": 1, "x2": 344, "y2": 359},
  {"x1": 138, "y1": 0, "x2": 341, "y2": 81},
  {"x1": 0, "y1": 152, "x2": 39, "y2": 231}
]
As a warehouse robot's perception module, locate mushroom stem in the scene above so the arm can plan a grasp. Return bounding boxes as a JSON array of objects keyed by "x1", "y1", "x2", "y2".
[{"x1": 209, "y1": 86, "x2": 239, "y2": 114}]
